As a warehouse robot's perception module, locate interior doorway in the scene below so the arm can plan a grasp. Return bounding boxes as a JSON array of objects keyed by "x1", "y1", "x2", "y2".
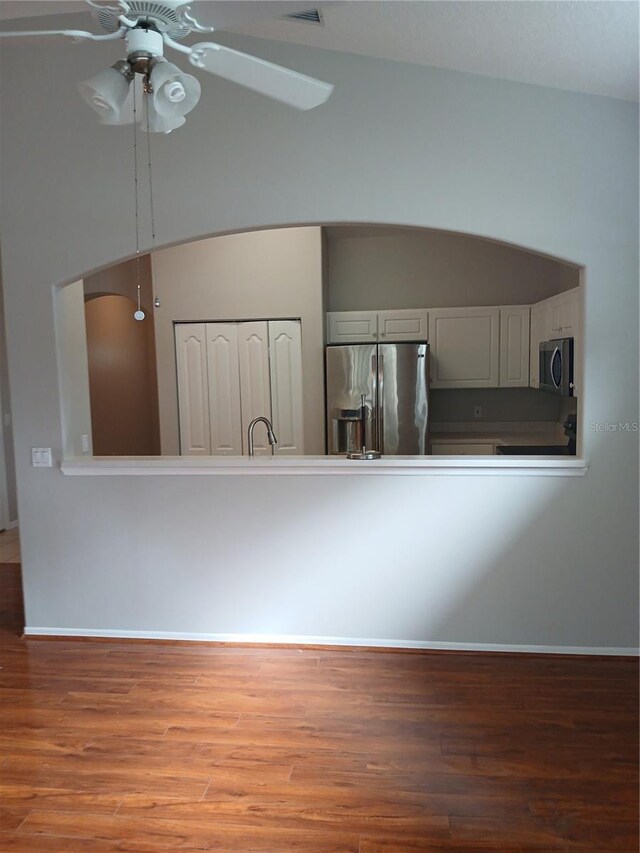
[{"x1": 85, "y1": 294, "x2": 161, "y2": 455}]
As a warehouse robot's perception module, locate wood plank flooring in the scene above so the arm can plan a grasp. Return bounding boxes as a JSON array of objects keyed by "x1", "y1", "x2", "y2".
[{"x1": 0, "y1": 561, "x2": 638, "y2": 851}]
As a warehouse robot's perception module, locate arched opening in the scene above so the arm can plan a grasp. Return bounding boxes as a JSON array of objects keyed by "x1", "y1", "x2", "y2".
[{"x1": 56, "y1": 223, "x2": 582, "y2": 462}]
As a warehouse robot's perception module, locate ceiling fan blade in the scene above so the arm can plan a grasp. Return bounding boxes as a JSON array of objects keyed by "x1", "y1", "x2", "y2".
[
  {"x1": 0, "y1": 25, "x2": 125, "y2": 42},
  {"x1": 188, "y1": 42, "x2": 333, "y2": 110}
]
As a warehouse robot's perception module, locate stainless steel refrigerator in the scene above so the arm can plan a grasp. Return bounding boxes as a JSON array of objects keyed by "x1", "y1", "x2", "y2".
[{"x1": 326, "y1": 342, "x2": 430, "y2": 456}]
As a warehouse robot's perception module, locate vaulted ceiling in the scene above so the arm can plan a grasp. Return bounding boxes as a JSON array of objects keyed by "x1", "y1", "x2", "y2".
[{"x1": 1, "y1": 1, "x2": 637, "y2": 101}]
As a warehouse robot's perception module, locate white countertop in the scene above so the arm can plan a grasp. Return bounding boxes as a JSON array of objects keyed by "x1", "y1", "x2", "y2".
[{"x1": 431, "y1": 422, "x2": 567, "y2": 448}]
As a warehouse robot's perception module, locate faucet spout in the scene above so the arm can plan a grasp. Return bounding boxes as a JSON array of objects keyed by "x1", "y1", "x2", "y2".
[{"x1": 247, "y1": 416, "x2": 278, "y2": 457}]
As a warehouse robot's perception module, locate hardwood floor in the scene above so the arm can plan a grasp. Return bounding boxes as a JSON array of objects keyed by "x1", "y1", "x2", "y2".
[{"x1": 0, "y1": 561, "x2": 638, "y2": 851}]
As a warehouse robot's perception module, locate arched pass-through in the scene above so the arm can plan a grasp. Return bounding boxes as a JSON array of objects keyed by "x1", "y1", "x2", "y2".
[{"x1": 58, "y1": 221, "x2": 586, "y2": 475}]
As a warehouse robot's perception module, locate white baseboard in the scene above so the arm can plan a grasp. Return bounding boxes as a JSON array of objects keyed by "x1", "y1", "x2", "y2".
[
  {"x1": 6, "y1": 519, "x2": 18, "y2": 530},
  {"x1": 22, "y1": 627, "x2": 639, "y2": 656}
]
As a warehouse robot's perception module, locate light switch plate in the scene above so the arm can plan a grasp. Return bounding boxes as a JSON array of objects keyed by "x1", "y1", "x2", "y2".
[
  {"x1": 32, "y1": 447, "x2": 53, "y2": 468},
  {"x1": 81, "y1": 434, "x2": 90, "y2": 453}
]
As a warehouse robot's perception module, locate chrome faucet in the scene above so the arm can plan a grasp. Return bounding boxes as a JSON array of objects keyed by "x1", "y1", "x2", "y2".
[{"x1": 247, "y1": 416, "x2": 277, "y2": 457}]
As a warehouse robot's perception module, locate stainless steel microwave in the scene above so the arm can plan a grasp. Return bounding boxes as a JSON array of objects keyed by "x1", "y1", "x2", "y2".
[{"x1": 539, "y1": 338, "x2": 574, "y2": 396}]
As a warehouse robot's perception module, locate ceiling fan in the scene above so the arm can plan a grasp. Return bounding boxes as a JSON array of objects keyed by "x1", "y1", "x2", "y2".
[{"x1": 0, "y1": 0, "x2": 334, "y2": 132}]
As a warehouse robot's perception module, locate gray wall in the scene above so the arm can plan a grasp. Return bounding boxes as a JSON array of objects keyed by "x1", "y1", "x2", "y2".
[
  {"x1": 0, "y1": 32, "x2": 637, "y2": 650},
  {"x1": 0, "y1": 261, "x2": 17, "y2": 524},
  {"x1": 151, "y1": 227, "x2": 325, "y2": 455},
  {"x1": 327, "y1": 227, "x2": 580, "y2": 311},
  {"x1": 431, "y1": 388, "x2": 562, "y2": 425},
  {"x1": 53, "y1": 281, "x2": 93, "y2": 458}
]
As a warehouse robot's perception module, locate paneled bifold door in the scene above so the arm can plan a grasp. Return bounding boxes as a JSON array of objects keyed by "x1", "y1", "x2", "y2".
[
  {"x1": 237, "y1": 321, "x2": 272, "y2": 456},
  {"x1": 206, "y1": 323, "x2": 242, "y2": 455},
  {"x1": 175, "y1": 320, "x2": 304, "y2": 456},
  {"x1": 175, "y1": 323, "x2": 211, "y2": 455},
  {"x1": 268, "y1": 320, "x2": 304, "y2": 455}
]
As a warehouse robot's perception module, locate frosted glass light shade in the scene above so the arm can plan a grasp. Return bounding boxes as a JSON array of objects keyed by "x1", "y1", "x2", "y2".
[
  {"x1": 143, "y1": 98, "x2": 186, "y2": 134},
  {"x1": 148, "y1": 59, "x2": 201, "y2": 121},
  {"x1": 78, "y1": 63, "x2": 132, "y2": 125},
  {"x1": 106, "y1": 75, "x2": 144, "y2": 126}
]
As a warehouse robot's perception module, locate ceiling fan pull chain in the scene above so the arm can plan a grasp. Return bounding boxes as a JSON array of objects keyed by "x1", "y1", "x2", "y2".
[
  {"x1": 144, "y1": 74, "x2": 159, "y2": 312},
  {"x1": 132, "y1": 79, "x2": 145, "y2": 321},
  {"x1": 145, "y1": 94, "x2": 156, "y2": 247}
]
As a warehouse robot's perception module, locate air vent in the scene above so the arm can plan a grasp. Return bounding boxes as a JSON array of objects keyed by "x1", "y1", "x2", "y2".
[{"x1": 285, "y1": 8, "x2": 324, "y2": 25}]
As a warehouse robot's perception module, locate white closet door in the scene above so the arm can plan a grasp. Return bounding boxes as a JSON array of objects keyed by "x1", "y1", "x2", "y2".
[
  {"x1": 205, "y1": 323, "x2": 242, "y2": 455},
  {"x1": 269, "y1": 320, "x2": 304, "y2": 455},
  {"x1": 238, "y1": 321, "x2": 272, "y2": 456},
  {"x1": 175, "y1": 323, "x2": 211, "y2": 455}
]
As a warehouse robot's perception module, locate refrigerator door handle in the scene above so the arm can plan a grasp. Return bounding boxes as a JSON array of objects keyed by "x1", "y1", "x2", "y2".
[{"x1": 377, "y1": 352, "x2": 384, "y2": 454}]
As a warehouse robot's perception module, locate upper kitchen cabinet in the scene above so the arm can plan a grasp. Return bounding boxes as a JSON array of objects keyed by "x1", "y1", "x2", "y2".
[
  {"x1": 548, "y1": 288, "x2": 580, "y2": 337},
  {"x1": 377, "y1": 309, "x2": 429, "y2": 341},
  {"x1": 430, "y1": 307, "x2": 500, "y2": 388},
  {"x1": 529, "y1": 301, "x2": 549, "y2": 389},
  {"x1": 529, "y1": 286, "x2": 581, "y2": 391},
  {"x1": 327, "y1": 311, "x2": 378, "y2": 343},
  {"x1": 499, "y1": 306, "x2": 530, "y2": 388},
  {"x1": 327, "y1": 309, "x2": 429, "y2": 343}
]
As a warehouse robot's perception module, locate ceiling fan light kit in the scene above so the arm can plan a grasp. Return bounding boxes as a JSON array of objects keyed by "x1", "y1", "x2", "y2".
[
  {"x1": 77, "y1": 59, "x2": 134, "y2": 123},
  {"x1": 0, "y1": 0, "x2": 334, "y2": 322},
  {"x1": 1, "y1": 0, "x2": 334, "y2": 133},
  {"x1": 147, "y1": 58, "x2": 201, "y2": 120}
]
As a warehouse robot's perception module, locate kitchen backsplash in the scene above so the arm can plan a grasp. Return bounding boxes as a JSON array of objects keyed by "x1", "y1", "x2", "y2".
[{"x1": 431, "y1": 388, "x2": 563, "y2": 424}]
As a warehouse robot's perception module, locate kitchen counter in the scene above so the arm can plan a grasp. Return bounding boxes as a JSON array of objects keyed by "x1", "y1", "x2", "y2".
[{"x1": 431, "y1": 422, "x2": 569, "y2": 451}]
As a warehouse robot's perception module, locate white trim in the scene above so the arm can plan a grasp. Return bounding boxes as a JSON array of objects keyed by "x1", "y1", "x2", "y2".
[
  {"x1": 60, "y1": 455, "x2": 588, "y2": 477},
  {"x1": 0, "y1": 380, "x2": 9, "y2": 531},
  {"x1": 22, "y1": 627, "x2": 637, "y2": 656},
  {"x1": 4, "y1": 519, "x2": 17, "y2": 530}
]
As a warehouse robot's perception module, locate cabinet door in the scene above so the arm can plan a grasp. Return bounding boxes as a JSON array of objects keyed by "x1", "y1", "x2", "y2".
[
  {"x1": 548, "y1": 296, "x2": 563, "y2": 338},
  {"x1": 205, "y1": 323, "x2": 242, "y2": 456},
  {"x1": 327, "y1": 311, "x2": 377, "y2": 344},
  {"x1": 558, "y1": 288, "x2": 580, "y2": 335},
  {"x1": 430, "y1": 308, "x2": 500, "y2": 388},
  {"x1": 547, "y1": 289, "x2": 579, "y2": 337},
  {"x1": 175, "y1": 323, "x2": 211, "y2": 455},
  {"x1": 499, "y1": 307, "x2": 530, "y2": 387},
  {"x1": 529, "y1": 303, "x2": 548, "y2": 389},
  {"x1": 238, "y1": 321, "x2": 272, "y2": 456},
  {"x1": 378, "y1": 309, "x2": 429, "y2": 342},
  {"x1": 268, "y1": 320, "x2": 304, "y2": 455},
  {"x1": 564, "y1": 287, "x2": 581, "y2": 397}
]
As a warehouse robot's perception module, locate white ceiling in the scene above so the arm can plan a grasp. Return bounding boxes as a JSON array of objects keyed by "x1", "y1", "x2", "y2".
[
  {"x1": 1, "y1": 1, "x2": 638, "y2": 101},
  {"x1": 236, "y1": 1, "x2": 639, "y2": 102}
]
